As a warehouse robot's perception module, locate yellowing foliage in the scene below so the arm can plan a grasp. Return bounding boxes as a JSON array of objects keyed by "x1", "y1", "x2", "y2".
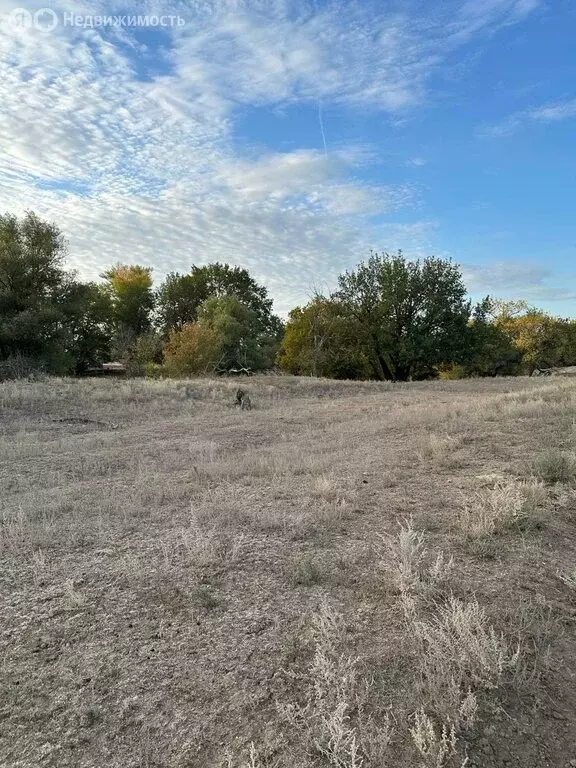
[{"x1": 163, "y1": 322, "x2": 222, "y2": 376}]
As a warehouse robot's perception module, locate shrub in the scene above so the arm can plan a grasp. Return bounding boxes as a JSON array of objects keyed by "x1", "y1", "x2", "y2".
[
  {"x1": 437, "y1": 364, "x2": 468, "y2": 380},
  {"x1": 532, "y1": 450, "x2": 576, "y2": 485},
  {"x1": 163, "y1": 322, "x2": 222, "y2": 377},
  {"x1": 459, "y1": 478, "x2": 546, "y2": 537},
  {"x1": 0, "y1": 353, "x2": 46, "y2": 381}
]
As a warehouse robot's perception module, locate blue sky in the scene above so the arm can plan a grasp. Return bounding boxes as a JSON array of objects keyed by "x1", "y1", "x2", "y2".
[{"x1": 0, "y1": 0, "x2": 575, "y2": 316}]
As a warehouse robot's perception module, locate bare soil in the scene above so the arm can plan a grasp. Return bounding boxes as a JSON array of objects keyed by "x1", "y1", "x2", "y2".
[{"x1": 1, "y1": 375, "x2": 576, "y2": 767}]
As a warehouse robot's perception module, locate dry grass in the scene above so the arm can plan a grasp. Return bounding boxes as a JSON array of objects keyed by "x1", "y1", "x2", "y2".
[
  {"x1": 388, "y1": 521, "x2": 454, "y2": 605},
  {"x1": 532, "y1": 449, "x2": 576, "y2": 485},
  {"x1": 417, "y1": 433, "x2": 463, "y2": 466},
  {"x1": 284, "y1": 598, "x2": 394, "y2": 768},
  {"x1": 1, "y1": 374, "x2": 576, "y2": 768},
  {"x1": 407, "y1": 597, "x2": 521, "y2": 767},
  {"x1": 413, "y1": 597, "x2": 521, "y2": 703},
  {"x1": 458, "y1": 478, "x2": 547, "y2": 537}
]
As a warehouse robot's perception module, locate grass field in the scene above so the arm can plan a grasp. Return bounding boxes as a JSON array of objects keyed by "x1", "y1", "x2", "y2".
[{"x1": 2, "y1": 375, "x2": 576, "y2": 768}]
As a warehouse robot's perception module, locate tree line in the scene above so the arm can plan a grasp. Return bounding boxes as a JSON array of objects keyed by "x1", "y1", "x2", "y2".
[{"x1": 1, "y1": 211, "x2": 575, "y2": 381}]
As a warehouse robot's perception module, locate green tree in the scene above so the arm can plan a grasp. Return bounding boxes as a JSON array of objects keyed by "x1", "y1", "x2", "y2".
[
  {"x1": 462, "y1": 297, "x2": 522, "y2": 377},
  {"x1": 157, "y1": 263, "x2": 282, "y2": 337},
  {"x1": 0, "y1": 211, "x2": 67, "y2": 368},
  {"x1": 198, "y1": 295, "x2": 278, "y2": 372},
  {"x1": 128, "y1": 332, "x2": 164, "y2": 376},
  {"x1": 0, "y1": 212, "x2": 116, "y2": 375},
  {"x1": 277, "y1": 297, "x2": 371, "y2": 379},
  {"x1": 491, "y1": 300, "x2": 564, "y2": 373},
  {"x1": 0, "y1": 212, "x2": 96, "y2": 373},
  {"x1": 57, "y1": 281, "x2": 113, "y2": 373},
  {"x1": 156, "y1": 272, "x2": 207, "y2": 333},
  {"x1": 334, "y1": 251, "x2": 471, "y2": 381},
  {"x1": 555, "y1": 319, "x2": 576, "y2": 366}
]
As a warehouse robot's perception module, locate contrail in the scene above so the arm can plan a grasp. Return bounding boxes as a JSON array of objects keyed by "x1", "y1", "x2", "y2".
[{"x1": 318, "y1": 99, "x2": 327, "y2": 155}]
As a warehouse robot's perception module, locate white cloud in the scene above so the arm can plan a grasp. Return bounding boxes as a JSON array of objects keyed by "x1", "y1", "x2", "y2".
[
  {"x1": 406, "y1": 157, "x2": 428, "y2": 167},
  {"x1": 0, "y1": 0, "x2": 544, "y2": 314},
  {"x1": 481, "y1": 98, "x2": 576, "y2": 137},
  {"x1": 463, "y1": 261, "x2": 552, "y2": 290},
  {"x1": 462, "y1": 262, "x2": 576, "y2": 302},
  {"x1": 448, "y1": 0, "x2": 542, "y2": 42},
  {"x1": 529, "y1": 99, "x2": 576, "y2": 122}
]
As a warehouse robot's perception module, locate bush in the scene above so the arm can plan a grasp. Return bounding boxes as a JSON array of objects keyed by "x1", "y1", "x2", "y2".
[
  {"x1": 0, "y1": 354, "x2": 46, "y2": 381},
  {"x1": 144, "y1": 362, "x2": 165, "y2": 379},
  {"x1": 532, "y1": 450, "x2": 576, "y2": 485},
  {"x1": 163, "y1": 322, "x2": 222, "y2": 377},
  {"x1": 437, "y1": 363, "x2": 468, "y2": 380}
]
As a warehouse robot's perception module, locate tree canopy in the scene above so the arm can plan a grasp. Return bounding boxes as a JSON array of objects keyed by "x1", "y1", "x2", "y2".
[
  {"x1": 157, "y1": 263, "x2": 282, "y2": 338},
  {"x1": 0, "y1": 212, "x2": 112, "y2": 374},
  {"x1": 102, "y1": 264, "x2": 155, "y2": 338},
  {"x1": 3, "y1": 210, "x2": 575, "y2": 382},
  {"x1": 277, "y1": 298, "x2": 371, "y2": 380},
  {"x1": 333, "y1": 251, "x2": 471, "y2": 381}
]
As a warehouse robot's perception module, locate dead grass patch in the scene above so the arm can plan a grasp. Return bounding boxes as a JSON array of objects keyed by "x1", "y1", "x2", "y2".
[
  {"x1": 458, "y1": 478, "x2": 547, "y2": 537},
  {"x1": 289, "y1": 554, "x2": 328, "y2": 587},
  {"x1": 532, "y1": 449, "x2": 576, "y2": 485},
  {"x1": 417, "y1": 433, "x2": 463, "y2": 466},
  {"x1": 388, "y1": 522, "x2": 454, "y2": 603},
  {"x1": 556, "y1": 568, "x2": 576, "y2": 590},
  {"x1": 291, "y1": 599, "x2": 394, "y2": 768}
]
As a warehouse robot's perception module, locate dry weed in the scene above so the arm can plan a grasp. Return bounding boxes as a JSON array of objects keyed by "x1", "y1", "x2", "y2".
[
  {"x1": 417, "y1": 434, "x2": 462, "y2": 466},
  {"x1": 412, "y1": 598, "x2": 520, "y2": 723},
  {"x1": 222, "y1": 743, "x2": 266, "y2": 768},
  {"x1": 286, "y1": 599, "x2": 394, "y2": 767},
  {"x1": 311, "y1": 473, "x2": 342, "y2": 502},
  {"x1": 394, "y1": 522, "x2": 426, "y2": 594},
  {"x1": 63, "y1": 578, "x2": 86, "y2": 610},
  {"x1": 409, "y1": 710, "x2": 458, "y2": 768},
  {"x1": 405, "y1": 596, "x2": 521, "y2": 766},
  {"x1": 532, "y1": 449, "x2": 576, "y2": 485},
  {"x1": 389, "y1": 522, "x2": 454, "y2": 602},
  {"x1": 290, "y1": 554, "x2": 327, "y2": 586},
  {"x1": 458, "y1": 478, "x2": 546, "y2": 537},
  {"x1": 310, "y1": 600, "x2": 363, "y2": 767},
  {"x1": 30, "y1": 548, "x2": 49, "y2": 584}
]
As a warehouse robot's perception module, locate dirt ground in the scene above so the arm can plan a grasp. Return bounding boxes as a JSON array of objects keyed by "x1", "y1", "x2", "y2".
[{"x1": 1, "y1": 375, "x2": 576, "y2": 768}]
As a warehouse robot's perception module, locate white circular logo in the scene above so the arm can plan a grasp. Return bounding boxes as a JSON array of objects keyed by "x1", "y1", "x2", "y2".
[
  {"x1": 7, "y1": 7, "x2": 33, "y2": 29},
  {"x1": 33, "y1": 8, "x2": 58, "y2": 31}
]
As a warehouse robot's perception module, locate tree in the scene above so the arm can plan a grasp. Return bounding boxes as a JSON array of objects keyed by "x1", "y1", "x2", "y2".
[
  {"x1": 462, "y1": 297, "x2": 522, "y2": 377},
  {"x1": 277, "y1": 297, "x2": 371, "y2": 379},
  {"x1": 56, "y1": 281, "x2": 113, "y2": 373},
  {"x1": 162, "y1": 295, "x2": 280, "y2": 377},
  {"x1": 555, "y1": 319, "x2": 576, "y2": 366},
  {"x1": 157, "y1": 263, "x2": 282, "y2": 337},
  {"x1": 127, "y1": 332, "x2": 164, "y2": 376},
  {"x1": 0, "y1": 212, "x2": 117, "y2": 375},
  {"x1": 102, "y1": 264, "x2": 154, "y2": 342},
  {"x1": 0, "y1": 211, "x2": 73, "y2": 372},
  {"x1": 491, "y1": 300, "x2": 565, "y2": 373},
  {"x1": 334, "y1": 251, "x2": 471, "y2": 381},
  {"x1": 198, "y1": 295, "x2": 278, "y2": 372},
  {"x1": 156, "y1": 272, "x2": 207, "y2": 333},
  {"x1": 163, "y1": 322, "x2": 222, "y2": 376}
]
